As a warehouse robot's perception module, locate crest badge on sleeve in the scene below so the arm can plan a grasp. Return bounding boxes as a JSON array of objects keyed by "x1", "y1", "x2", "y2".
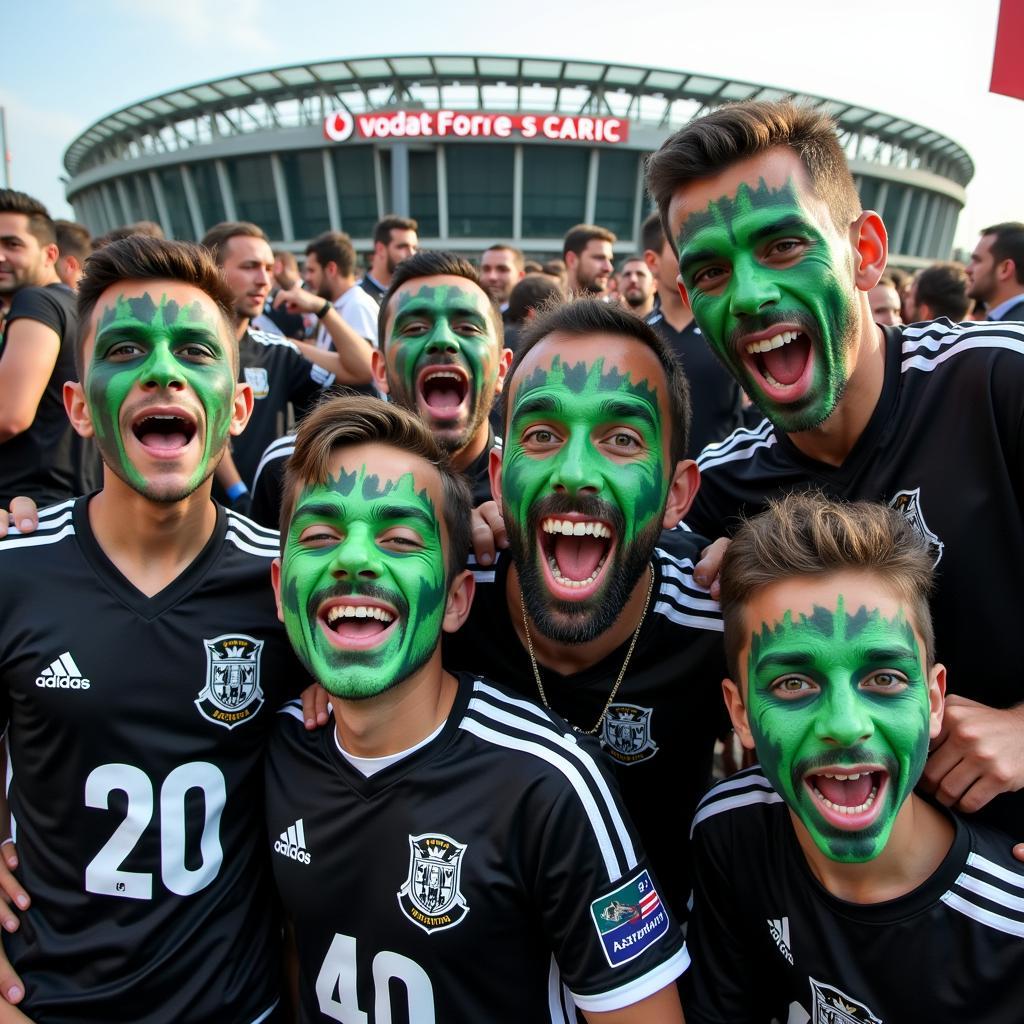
[
  {"x1": 600, "y1": 703, "x2": 658, "y2": 765},
  {"x1": 808, "y1": 978, "x2": 882, "y2": 1024},
  {"x1": 195, "y1": 634, "x2": 265, "y2": 729},
  {"x1": 888, "y1": 487, "x2": 943, "y2": 565},
  {"x1": 589, "y1": 869, "x2": 670, "y2": 967},
  {"x1": 397, "y1": 833, "x2": 470, "y2": 933},
  {"x1": 243, "y1": 366, "x2": 270, "y2": 399}
]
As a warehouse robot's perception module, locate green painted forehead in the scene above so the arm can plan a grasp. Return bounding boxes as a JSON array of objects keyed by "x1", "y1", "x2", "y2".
[
  {"x1": 510, "y1": 354, "x2": 661, "y2": 411},
  {"x1": 676, "y1": 177, "x2": 808, "y2": 247},
  {"x1": 96, "y1": 293, "x2": 219, "y2": 332},
  {"x1": 293, "y1": 464, "x2": 439, "y2": 527}
]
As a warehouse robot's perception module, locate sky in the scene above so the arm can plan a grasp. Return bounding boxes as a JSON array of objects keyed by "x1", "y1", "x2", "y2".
[{"x1": 2, "y1": 0, "x2": 1018, "y2": 252}]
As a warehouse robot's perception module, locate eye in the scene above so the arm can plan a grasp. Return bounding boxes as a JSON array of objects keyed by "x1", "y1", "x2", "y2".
[
  {"x1": 604, "y1": 430, "x2": 642, "y2": 452},
  {"x1": 297, "y1": 525, "x2": 340, "y2": 547},
  {"x1": 177, "y1": 343, "x2": 217, "y2": 361},
  {"x1": 692, "y1": 265, "x2": 728, "y2": 289},
  {"x1": 766, "y1": 238, "x2": 806, "y2": 259},
  {"x1": 378, "y1": 528, "x2": 423, "y2": 551},
  {"x1": 861, "y1": 671, "x2": 909, "y2": 693},
  {"x1": 523, "y1": 427, "x2": 559, "y2": 446},
  {"x1": 106, "y1": 342, "x2": 145, "y2": 360},
  {"x1": 769, "y1": 675, "x2": 818, "y2": 698}
]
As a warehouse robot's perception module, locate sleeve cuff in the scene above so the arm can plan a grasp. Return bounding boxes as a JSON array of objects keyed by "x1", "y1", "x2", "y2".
[{"x1": 570, "y1": 941, "x2": 690, "y2": 1013}]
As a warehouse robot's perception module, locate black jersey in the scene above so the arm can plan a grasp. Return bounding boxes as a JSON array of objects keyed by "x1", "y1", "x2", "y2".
[
  {"x1": 233, "y1": 327, "x2": 335, "y2": 489},
  {"x1": 685, "y1": 319, "x2": 1024, "y2": 833},
  {"x1": 0, "y1": 497, "x2": 306, "y2": 1023},
  {"x1": 644, "y1": 309, "x2": 744, "y2": 457},
  {"x1": 0, "y1": 282, "x2": 89, "y2": 506},
  {"x1": 358, "y1": 274, "x2": 386, "y2": 306},
  {"x1": 266, "y1": 674, "x2": 689, "y2": 1023},
  {"x1": 684, "y1": 766, "x2": 1024, "y2": 1023},
  {"x1": 444, "y1": 530, "x2": 728, "y2": 920}
]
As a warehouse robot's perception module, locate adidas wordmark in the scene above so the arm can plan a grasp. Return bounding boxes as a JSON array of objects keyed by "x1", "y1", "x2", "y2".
[
  {"x1": 36, "y1": 652, "x2": 90, "y2": 690},
  {"x1": 275, "y1": 818, "x2": 311, "y2": 865}
]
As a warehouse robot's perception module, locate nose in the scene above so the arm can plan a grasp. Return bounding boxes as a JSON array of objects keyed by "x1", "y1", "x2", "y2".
[
  {"x1": 328, "y1": 525, "x2": 382, "y2": 581},
  {"x1": 425, "y1": 322, "x2": 460, "y2": 356},
  {"x1": 728, "y1": 254, "x2": 781, "y2": 318},
  {"x1": 813, "y1": 683, "x2": 874, "y2": 748},
  {"x1": 142, "y1": 344, "x2": 185, "y2": 391},
  {"x1": 550, "y1": 428, "x2": 601, "y2": 497}
]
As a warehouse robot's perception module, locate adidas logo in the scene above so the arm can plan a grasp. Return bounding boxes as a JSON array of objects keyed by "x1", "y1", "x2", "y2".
[
  {"x1": 35, "y1": 652, "x2": 90, "y2": 690},
  {"x1": 274, "y1": 818, "x2": 311, "y2": 865},
  {"x1": 767, "y1": 916, "x2": 793, "y2": 965}
]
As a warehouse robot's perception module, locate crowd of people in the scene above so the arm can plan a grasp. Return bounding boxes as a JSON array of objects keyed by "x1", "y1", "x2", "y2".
[{"x1": 0, "y1": 96, "x2": 1022, "y2": 1023}]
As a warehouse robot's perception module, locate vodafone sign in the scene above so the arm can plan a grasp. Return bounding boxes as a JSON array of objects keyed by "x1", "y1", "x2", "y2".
[{"x1": 323, "y1": 109, "x2": 628, "y2": 145}]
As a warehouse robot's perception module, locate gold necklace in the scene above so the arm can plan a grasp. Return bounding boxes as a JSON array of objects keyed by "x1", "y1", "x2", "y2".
[{"x1": 518, "y1": 564, "x2": 655, "y2": 735}]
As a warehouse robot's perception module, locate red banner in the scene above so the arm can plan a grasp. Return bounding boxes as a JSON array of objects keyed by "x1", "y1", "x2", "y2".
[{"x1": 991, "y1": 0, "x2": 1024, "y2": 101}]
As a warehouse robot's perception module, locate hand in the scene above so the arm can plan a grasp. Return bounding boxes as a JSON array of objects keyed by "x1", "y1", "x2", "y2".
[
  {"x1": 692, "y1": 536, "x2": 730, "y2": 600},
  {"x1": 921, "y1": 696, "x2": 1024, "y2": 813},
  {"x1": 274, "y1": 286, "x2": 324, "y2": 317},
  {"x1": 470, "y1": 501, "x2": 507, "y2": 568},
  {"x1": 0, "y1": 841, "x2": 27, "y2": 1006},
  {"x1": 300, "y1": 683, "x2": 330, "y2": 731},
  {"x1": 0, "y1": 498, "x2": 39, "y2": 540}
]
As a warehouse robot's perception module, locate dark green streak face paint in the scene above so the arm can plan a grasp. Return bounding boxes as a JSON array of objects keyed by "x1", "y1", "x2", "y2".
[
  {"x1": 503, "y1": 354, "x2": 667, "y2": 643},
  {"x1": 280, "y1": 465, "x2": 447, "y2": 699},
  {"x1": 384, "y1": 283, "x2": 500, "y2": 455},
  {"x1": 675, "y1": 177, "x2": 855, "y2": 434},
  {"x1": 87, "y1": 292, "x2": 236, "y2": 499},
  {"x1": 746, "y1": 597, "x2": 931, "y2": 863}
]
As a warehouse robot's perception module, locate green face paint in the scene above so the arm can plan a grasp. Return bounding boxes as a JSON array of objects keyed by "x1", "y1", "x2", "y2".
[
  {"x1": 86, "y1": 292, "x2": 236, "y2": 500},
  {"x1": 745, "y1": 597, "x2": 931, "y2": 862},
  {"x1": 280, "y1": 464, "x2": 447, "y2": 699},
  {"x1": 384, "y1": 282, "x2": 500, "y2": 455},
  {"x1": 675, "y1": 178, "x2": 855, "y2": 433},
  {"x1": 503, "y1": 354, "x2": 667, "y2": 643}
]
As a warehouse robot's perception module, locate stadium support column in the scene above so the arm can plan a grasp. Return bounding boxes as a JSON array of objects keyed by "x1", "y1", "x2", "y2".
[{"x1": 391, "y1": 142, "x2": 410, "y2": 217}]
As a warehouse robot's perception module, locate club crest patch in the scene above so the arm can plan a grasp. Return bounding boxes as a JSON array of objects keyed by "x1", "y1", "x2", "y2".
[
  {"x1": 397, "y1": 833, "x2": 470, "y2": 933},
  {"x1": 589, "y1": 868, "x2": 669, "y2": 967},
  {"x1": 244, "y1": 366, "x2": 270, "y2": 399},
  {"x1": 195, "y1": 634, "x2": 265, "y2": 729},
  {"x1": 809, "y1": 978, "x2": 882, "y2": 1023},
  {"x1": 600, "y1": 704, "x2": 658, "y2": 764},
  {"x1": 888, "y1": 487, "x2": 943, "y2": 565}
]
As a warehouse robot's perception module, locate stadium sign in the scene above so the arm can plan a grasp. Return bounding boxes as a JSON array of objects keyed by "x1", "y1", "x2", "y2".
[{"x1": 324, "y1": 109, "x2": 628, "y2": 144}]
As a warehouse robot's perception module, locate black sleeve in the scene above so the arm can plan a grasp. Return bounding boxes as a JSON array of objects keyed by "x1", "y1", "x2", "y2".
[
  {"x1": 3, "y1": 286, "x2": 68, "y2": 337},
  {"x1": 250, "y1": 453, "x2": 286, "y2": 530},
  {"x1": 681, "y1": 467, "x2": 740, "y2": 539},
  {"x1": 286, "y1": 349, "x2": 332, "y2": 420}
]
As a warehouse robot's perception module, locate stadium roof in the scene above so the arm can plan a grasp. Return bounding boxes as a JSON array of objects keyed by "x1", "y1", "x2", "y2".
[{"x1": 64, "y1": 54, "x2": 974, "y2": 186}]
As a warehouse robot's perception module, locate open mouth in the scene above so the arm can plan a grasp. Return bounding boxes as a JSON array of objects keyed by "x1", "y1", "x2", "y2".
[
  {"x1": 318, "y1": 598, "x2": 399, "y2": 651},
  {"x1": 130, "y1": 411, "x2": 198, "y2": 454},
  {"x1": 416, "y1": 365, "x2": 470, "y2": 421},
  {"x1": 804, "y1": 767, "x2": 888, "y2": 830},
  {"x1": 741, "y1": 328, "x2": 814, "y2": 400},
  {"x1": 537, "y1": 515, "x2": 615, "y2": 600}
]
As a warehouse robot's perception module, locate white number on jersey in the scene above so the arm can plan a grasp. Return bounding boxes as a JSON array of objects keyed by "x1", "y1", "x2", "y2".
[
  {"x1": 84, "y1": 762, "x2": 225, "y2": 900},
  {"x1": 316, "y1": 933, "x2": 435, "y2": 1023}
]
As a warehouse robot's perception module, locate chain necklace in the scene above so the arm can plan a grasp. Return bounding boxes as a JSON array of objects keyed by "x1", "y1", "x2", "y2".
[{"x1": 518, "y1": 564, "x2": 655, "y2": 735}]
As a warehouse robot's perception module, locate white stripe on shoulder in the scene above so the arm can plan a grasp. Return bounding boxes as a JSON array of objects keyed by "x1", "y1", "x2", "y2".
[
  {"x1": 956, "y1": 871, "x2": 1024, "y2": 914},
  {"x1": 697, "y1": 423, "x2": 777, "y2": 472},
  {"x1": 226, "y1": 530, "x2": 278, "y2": 558},
  {"x1": 249, "y1": 328, "x2": 299, "y2": 351},
  {"x1": 902, "y1": 334, "x2": 1024, "y2": 374},
  {"x1": 277, "y1": 701, "x2": 305, "y2": 721},
  {"x1": 689, "y1": 787, "x2": 784, "y2": 837},
  {"x1": 471, "y1": 679, "x2": 560, "y2": 725},
  {"x1": 940, "y1": 891, "x2": 1024, "y2": 938},
  {"x1": 966, "y1": 852, "x2": 1024, "y2": 891},
  {"x1": 695, "y1": 770, "x2": 775, "y2": 810},
  {"x1": 225, "y1": 510, "x2": 281, "y2": 544},
  {"x1": 37, "y1": 498, "x2": 77, "y2": 521},
  {"x1": 460, "y1": 707, "x2": 637, "y2": 882},
  {"x1": 697, "y1": 419, "x2": 773, "y2": 463},
  {"x1": 260, "y1": 434, "x2": 297, "y2": 458},
  {"x1": 466, "y1": 553, "x2": 497, "y2": 583},
  {"x1": 655, "y1": 552, "x2": 721, "y2": 609},
  {"x1": 0, "y1": 521, "x2": 76, "y2": 550}
]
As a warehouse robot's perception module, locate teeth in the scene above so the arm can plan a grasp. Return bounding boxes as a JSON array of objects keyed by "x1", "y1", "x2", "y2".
[
  {"x1": 325, "y1": 605, "x2": 395, "y2": 624},
  {"x1": 425, "y1": 371, "x2": 463, "y2": 382},
  {"x1": 811, "y1": 781, "x2": 879, "y2": 816},
  {"x1": 547, "y1": 553, "x2": 607, "y2": 588},
  {"x1": 541, "y1": 518, "x2": 611, "y2": 538},
  {"x1": 820, "y1": 772, "x2": 862, "y2": 781},
  {"x1": 745, "y1": 330, "x2": 799, "y2": 356}
]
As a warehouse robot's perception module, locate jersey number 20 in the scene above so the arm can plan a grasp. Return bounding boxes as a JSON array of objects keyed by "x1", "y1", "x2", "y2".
[{"x1": 84, "y1": 761, "x2": 225, "y2": 900}]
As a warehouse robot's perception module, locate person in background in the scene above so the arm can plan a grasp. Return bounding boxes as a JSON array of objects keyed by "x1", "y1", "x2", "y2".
[
  {"x1": 966, "y1": 221, "x2": 1024, "y2": 321},
  {"x1": 905, "y1": 262, "x2": 970, "y2": 323},
  {"x1": 563, "y1": 224, "x2": 615, "y2": 296},
  {"x1": 504, "y1": 272, "x2": 566, "y2": 350},
  {"x1": 868, "y1": 274, "x2": 903, "y2": 325},
  {"x1": 479, "y1": 243, "x2": 525, "y2": 322},
  {"x1": 358, "y1": 214, "x2": 419, "y2": 305},
  {"x1": 615, "y1": 254, "x2": 656, "y2": 319},
  {"x1": 53, "y1": 220, "x2": 91, "y2": 291}
]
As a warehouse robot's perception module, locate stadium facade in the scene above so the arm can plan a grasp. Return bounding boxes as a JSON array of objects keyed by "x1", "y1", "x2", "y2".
[{"x1": 62, "y1": 55, "x2": 974, "y2": 267}]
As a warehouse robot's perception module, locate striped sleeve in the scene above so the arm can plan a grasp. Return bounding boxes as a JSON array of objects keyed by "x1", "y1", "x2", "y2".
[{"x1": 651, "y1": 546, "x2": 723, "y2": 632}]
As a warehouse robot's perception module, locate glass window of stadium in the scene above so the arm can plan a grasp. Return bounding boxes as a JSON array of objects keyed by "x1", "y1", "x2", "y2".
[
  {"x1": 446, "y1": 145, "x2": 513, "y2": 238},
  {"x1": 522, "y1": 146, "x2": 588, "y2": 238},
  {"x1": 280, "y1": 150, "x2": 330, "y2": 240},
  {"x1": 122, "y1": 175, "x2": 160, "y2": 225},
  {"x1": 331, "y1": 147, "x2": 379, "y2": 238},
  {"x1": 227, "y1": 156, "x2": 283, "y2": 239},
  {"x1": 594, "y1": 151, "x2": 640, "y2": 240},
  {"x1": 157, "y1": 168, "x2": 194, "y2": 241},
  {"x1": 409, "y1": 149, "x2": 439, "y2": 237},
  {"x1": 190, "y1": 162, "x2": 227, "y2": 233}
]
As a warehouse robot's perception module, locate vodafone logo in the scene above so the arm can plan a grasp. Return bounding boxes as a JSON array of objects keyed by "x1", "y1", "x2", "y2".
[{"x1": 323, "y1": 110, "x2": 354, "y2": 142}]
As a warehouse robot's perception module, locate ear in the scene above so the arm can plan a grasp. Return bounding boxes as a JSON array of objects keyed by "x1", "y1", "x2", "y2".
[
  {"x1": 270, "y1": 558, "x2": 285, "y2": 623},
  {"x1": 927, "y1": 662, "x2": 947, "y2": 740},
  {"x1": 63, "y1": 380, "x2": 95, "y2": 439},
  {"x1": 229, "y1": 381, "x2": 255, "y2": 437},
  {"x1": 564, "y1": 250, "x2": 578, "y2": 273},
  {"x1": 441, "y1": 569, "x2": 475, "y2": 634},
  {"x1": 662, "y1": 458, "x2": 700, "y2": 528},
  {"x1": 371, "y1": 348, "x2": 390, "y2": 395},
  {"x1": 722, "y1": 677, "x2": 756, "y2": 751},
  {"x1": 492, "y1": 347, "x2": 514, "y2": 396},
  {"x1": 997, "y1": 258, "x2": 1018, "y2": 285},
  {"x1": 643, "y1": 249, "x2": 659, "y2": 277},
  {"x1": 488, "y1": 445, "x2": 504, "y2": 514},
  {"x1": 916, "y1": 301, "x2": 933, "y2": 322},
  {"x1": 42, "y1": 242, "x2": 59, "y2": 268},
  {"x1": 850, "y1": 211, "x2": 888, "y2": 293}
]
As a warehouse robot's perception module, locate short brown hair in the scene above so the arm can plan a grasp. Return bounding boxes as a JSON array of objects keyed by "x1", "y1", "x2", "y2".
[
  {"x1": 981, "y1": 221, "x2": 1024, "y2": 285},
  {"x1": 374, "y1": 215, "x2": 418, "y2": 247},
  {"x1": 719, "y1": 492, "x2": 936, "y2": 680},
  {"x1": 483, "y1": 244, "x2": 524, "y2": 269},
  {"x1": 640, "y1": 210, "x2": 665, "y2": 257},
  {"x1": 55, "y1": 220, "x2": 92, "y2": 262},
  {"x1": 646, "y1": 100, "x2": 861, "y2": 253},
  {"x1": 0, "y1": 189, "x2": 56, "y2": 246},
  {"x1": 562, "y1": 224, "x2": 616, "y2": 260},
  {"x1": 306, "y1": 231, "x2": 356, "y2": 279},
  {"x1": 201, "y1": 221, "x2": 267, "y2": 265},
  {"x1": 76, "y1": 236, "x2": 237, "y2": 378},
  {"x1": 92, "y1": 221, "x2": 165, "y2": 250},
  {"x1": 913, "y1": 262, "x2": 969, "y2": 321},
  {"x1": 280, "y1": 396, "x2": 472, "y2": 583}
]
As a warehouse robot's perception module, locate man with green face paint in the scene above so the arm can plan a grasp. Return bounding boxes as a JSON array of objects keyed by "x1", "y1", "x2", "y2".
[
  {"x1": 684, "y1": 492, "x2": 1024, "y2": 1023},
  {"x1": 265, "y1": 395, "x2": 688, "y2": 1024},
  {"x1": 445, "y1": 296, "x2": 728, "y2": 922},
  {"x1": 647, "y1": 99, "x2": 1024, "y2": 840},
  {"x1": 0, "y1": 236, "x2": 309, "y2": 1022}
]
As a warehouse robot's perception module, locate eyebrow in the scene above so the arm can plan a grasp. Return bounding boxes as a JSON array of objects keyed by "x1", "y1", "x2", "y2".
[
  {"x1": 753, "y1": 650, "x2": 816, "y2": 672},
  {"x1": 293, "y1": 500, "x2": 434, "y2": 529},
  {"x1": 511, "y1": 394, "x2": 560, "y2": 420},
  {"x1": 749, "y1": 214, "x2": 812, "y2": 244},
  {"x1": 95, "y1": 322, "x2": 220, "y2": 342},
  {"x1": 599, "y1": 398, "x2": 657, "y2": 428},
  {"x1": 392, "y1": 302, "x2": 488, "y2": 329},
  {"x1": 677, "y1": 246, "x2": 722, "y2": 278}
]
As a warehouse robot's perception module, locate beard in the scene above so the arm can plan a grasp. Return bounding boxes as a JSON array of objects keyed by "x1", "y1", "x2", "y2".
[{"x1": 507, "y1": 493, "x2": 660, "y2": 644}]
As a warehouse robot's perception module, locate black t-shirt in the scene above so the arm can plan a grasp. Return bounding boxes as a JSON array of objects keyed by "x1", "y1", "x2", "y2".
[
  {"x1": 266, "y1": 673, "x2": 689, "y2": 1023},
  {"x1": 644, "y1": 309, "x2": 744, "y2": 457},
  {"x1": 0, "y1": 283, "x2": 93, "y2": 505},
  {"x1": 684, "y1": 766, "x2": 1024, "y2": 1023},
  {"x1": 684, "y1": 319, "x2": 1024, "y2": 833},
  {"x1": 444, "y1": 529, "x2": 728, "y2": 920},
  {"x1": 0, "y1": 497, "x2": 308, "y2": 1022},
  {"x1": 233, "y1": 327, "x2": 335, "y2": 489}
]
